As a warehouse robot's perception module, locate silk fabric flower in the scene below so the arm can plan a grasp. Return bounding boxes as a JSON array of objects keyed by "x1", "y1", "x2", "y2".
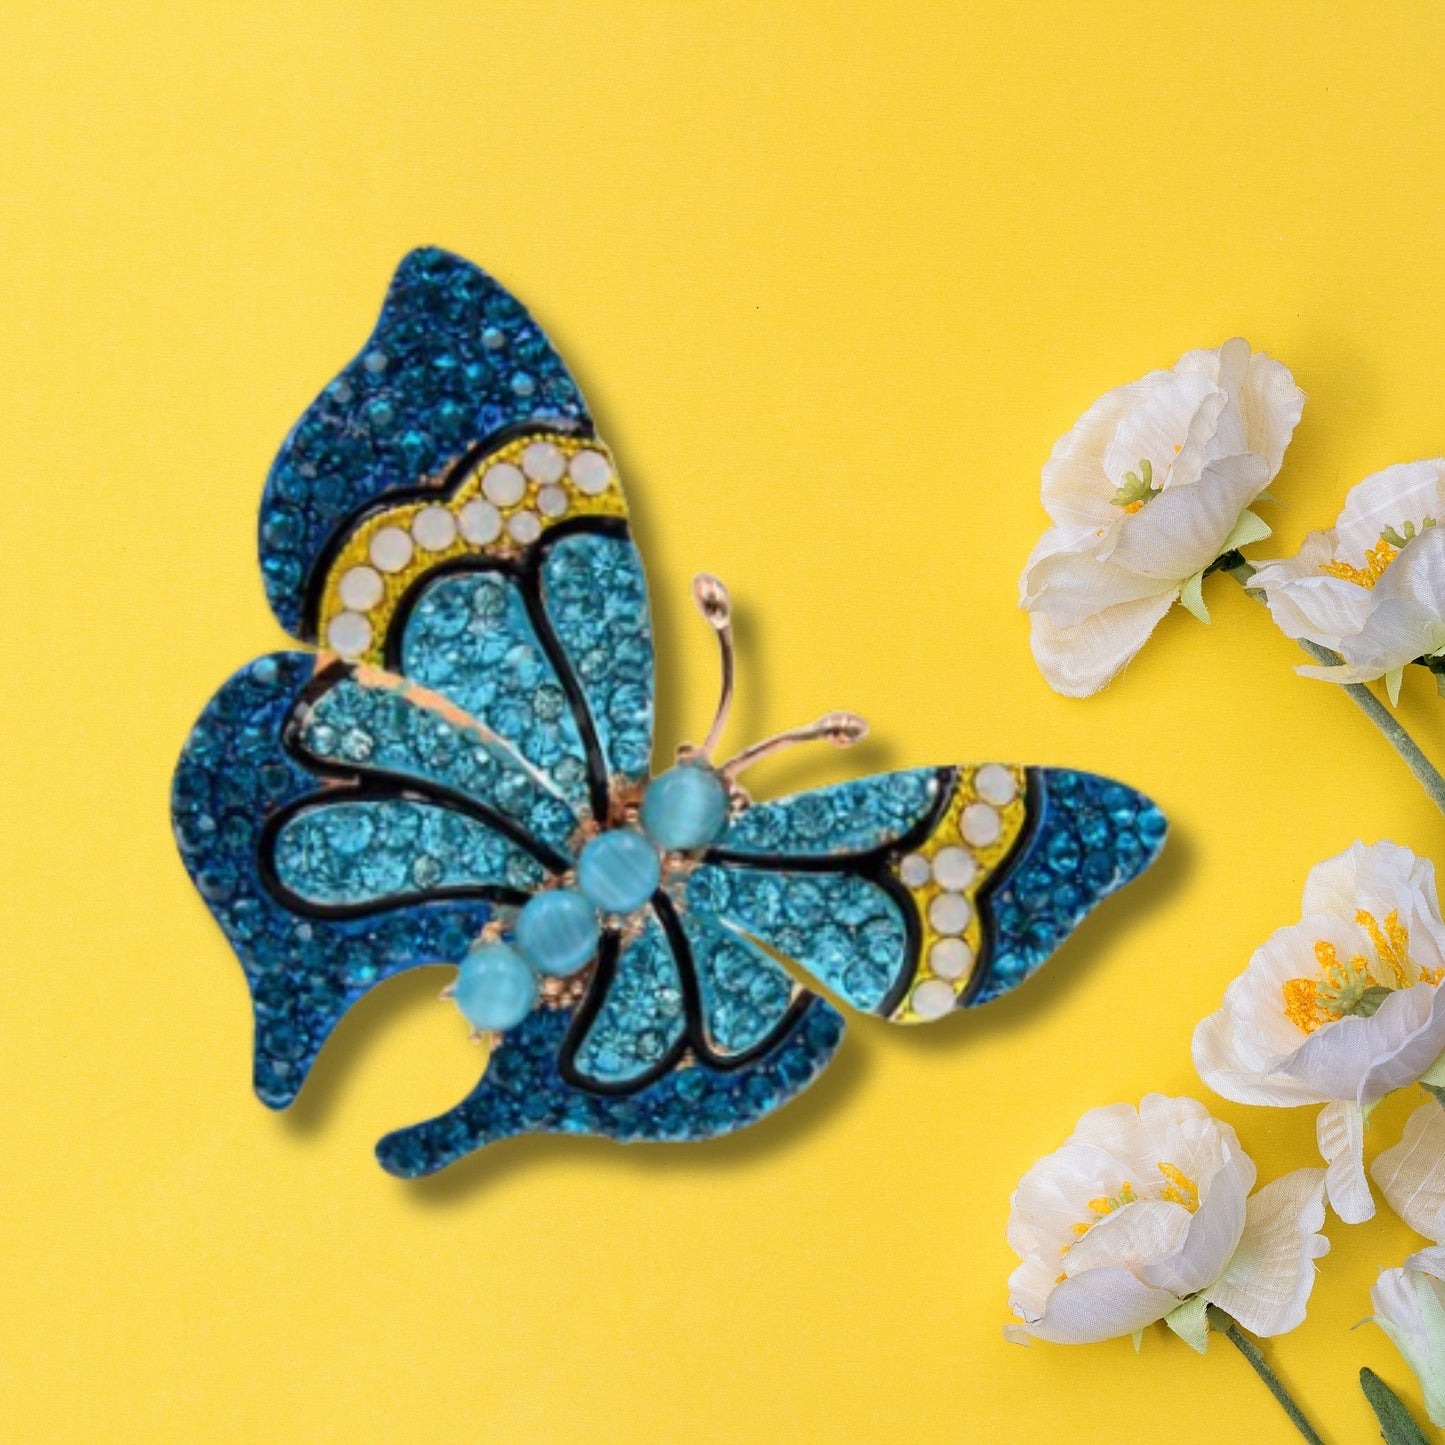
[
  {"x1": 1251, "y1": 460, "x2": 1445, "y2": 698},
  {"x1": 1005, "y1": 1094, "x2": 1328, "y2": 1345},
  {"x1": 1370, "y1": 1245, "x2": 1445, "y2": 1427},
  {"x1": 1194, "y1": 842, "x2": 1445, "y2": 1223},
  {"x1": 1020, "y1": 339, "x2": 1305, "y2": 696}
]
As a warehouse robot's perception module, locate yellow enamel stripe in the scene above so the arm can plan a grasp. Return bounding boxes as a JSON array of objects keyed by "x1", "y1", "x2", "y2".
[
  {"x1": 316, "y1": 431, "x2": 628, "y2": 666},
  {"x1": 890, "y1": 765, "x2": 1027, "y2": 1022}
]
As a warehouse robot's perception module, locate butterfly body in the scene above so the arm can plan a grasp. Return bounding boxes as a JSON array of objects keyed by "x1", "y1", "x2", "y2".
[{"x1": 173, "y1": 249, "x2": 1167, "y2": 1176}]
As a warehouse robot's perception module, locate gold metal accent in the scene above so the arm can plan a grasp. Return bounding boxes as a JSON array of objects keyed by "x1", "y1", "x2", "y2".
[
  {"x1": 719, "y1": 711, "x2": 869, "y2": 781},
  {"x1": 690, "y1": 573, "x2": 735, "y2": 761}
]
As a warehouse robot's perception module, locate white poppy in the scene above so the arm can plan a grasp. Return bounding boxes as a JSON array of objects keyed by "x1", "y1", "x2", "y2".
[
  {"x1": 1020, "y1": 339, "x2": 1305, "y2": 696},
  {"x1": 1373, "y1": 1099, "x2": 1445, "y2": 1242},
  {"x1": 1193, "y1": 841, "x2": 1445, "y2": 1223},
  {"x1": 1370, "y1": 1245, "x2": 1445, "y2": 1426},
  {"x1": 1005, "y1": 1094, "x2": 1328, "y2": 1345},
  {"x1": 1251, "y1": 460, "x2": 1445, "y2": 699}
]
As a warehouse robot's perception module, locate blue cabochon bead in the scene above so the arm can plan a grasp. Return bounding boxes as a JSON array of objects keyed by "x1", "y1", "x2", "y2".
[
  {"x1": 576, "y1": 828, "x2": 661, "y2": 914},
  {"x1": 641, "y1": 763, "x2": 730, "y2": 851},
  {"x1": 514, "y1": 888, "x2": 600, "y2": 977},
  {"x1": 454, "y1": 942, "x2": 539, "y2": 1031}
]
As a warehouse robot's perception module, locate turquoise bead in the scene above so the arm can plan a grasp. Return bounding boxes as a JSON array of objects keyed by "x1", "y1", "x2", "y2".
[
  {"x1": 577, "y1": 828, "x2": 661, "y2": 914},
  {"x1": 453, "y1": 942, "x2": 538, "y2": 1031},
  {"x1": 514, "y1": 888, "x2": 599, "y2": 976},
  {"x1": 641, "y1": 763, "x2": 730, "y2": 851}
]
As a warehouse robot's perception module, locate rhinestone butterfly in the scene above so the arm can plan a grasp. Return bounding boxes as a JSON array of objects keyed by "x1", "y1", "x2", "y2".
[{"x1": 172, "y1": 250, "x2": 1167, "y2": 1177}]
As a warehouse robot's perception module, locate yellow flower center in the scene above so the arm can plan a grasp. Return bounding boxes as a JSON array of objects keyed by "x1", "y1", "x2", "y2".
[
  {"x1": 1319, "y1": 538, "x2": 1398, "y2": 589},
  {"x1": 1064, "y1": 1162, "x2": 1200, "y2": 1253},
  {"x1": 1282, "y1": 909, "x2": 1443, "y2": 1034}
]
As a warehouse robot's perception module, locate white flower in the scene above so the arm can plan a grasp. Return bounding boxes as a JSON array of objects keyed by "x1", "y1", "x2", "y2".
[
  {"x1": 1252, "y1": 460, "x2": 1445, "y2": 698},
  {"x1": 1373, "y1": 1098, "x2": 1445, "y2": 1242},
  {"x1": 1020, "y1": 338, "x2": 1305, "y2": 696},
  {"x1": 1193, "y1": 841, "x2": 1445, "y2": 1223},
  {"x1": 1370, "y1": 1245, "x2": 1445, "y2": 1426},
  {"x1": 1005, "y1": 1094, "x2": 1328, "y2": 1346}
]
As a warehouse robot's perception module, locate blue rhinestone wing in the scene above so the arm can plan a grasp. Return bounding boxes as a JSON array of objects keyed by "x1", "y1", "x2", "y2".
[
  {"x1": 696, "y1": 766, "x2": 1166, "y2": 1022},
  {"x1": 260, "y1": 247, "x2": 590, "y2": 640},
  {"x1": 374, "y1": 995, "x2": 845, "y2": 1178},
  {"x1": 172, "y1": 654, "x2": 509, "y2": 1107}
]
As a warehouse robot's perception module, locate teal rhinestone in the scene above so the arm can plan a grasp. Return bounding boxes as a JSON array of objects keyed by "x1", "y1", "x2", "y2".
[
  {"x1": 514, "y1": 888, "x2": 599, "y2": 976},
  {"x1": 641, "y1": 763, "x2": 730, "y2": 851},
  {"x1": 577, "y1": 828, "x2": 661, "y2": 914},
  {"x1": 453, "y1": 942, "x2": 538, "y2": 1031}
]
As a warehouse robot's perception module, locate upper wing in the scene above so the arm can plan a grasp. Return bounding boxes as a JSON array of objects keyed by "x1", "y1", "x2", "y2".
[
  {"x1": 694, "y1": 764, "x2": 1166, "y2": 1022},
  {"x1": 259, "y1": 249, "x2": 655, "y2": 821}
]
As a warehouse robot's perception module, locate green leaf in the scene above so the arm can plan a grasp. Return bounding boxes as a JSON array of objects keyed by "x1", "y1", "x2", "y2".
[
  {"x1": 1387, "y1": 668, "x2": 1405, "y2": 706},
  {"x1": 1361, "y1": 1367, "x2": 1432, "y2": 1444},
  {"x1": 1419, "y1": 1050, "x2": 1445, "y2": 1089},
  {"x1": 1130, "y1": 1328, "x2": 1144, "y2": 1354},
  {"x1": 1423, "y1": 1081, "x2": 1445, "y2": 1111},
  {"x1": 1220, "y1": 508, "x2": 1273, "y2": 553},
  {"x1": 1180, "y1": 570, "x2": 1211, "y2": 624},
  {"x1": 1164, "y1": 1294, "x2": 1211, "y2": 1353}
]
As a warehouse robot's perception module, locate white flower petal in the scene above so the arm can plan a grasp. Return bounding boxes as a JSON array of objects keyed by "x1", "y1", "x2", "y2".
[
  {"x1": 1317, "y1": 1099, "x2": 1374, "y2": 1223},
  {"x1": 1027, "y1": 590, "x2": 1177, "y2": 697},
  {"x1": 1041, "y1": 377, "x2": 1166, "y2": 529},
  {"x1": 1012, "y1": 1266, "x2": 1181, "y2": 1345},
  {"x1": 1191, "y1": 999, "x2": 1326, "y2": 1106},
  {"x1": 1205, "y1": 1168, "x2": 1329, "y2": 1336},
  {"x1": 1142, "y1": 1139, "x2": 1252, "y2": 1296},
  {"x1": 1102, "y1": 370, "x2": 1221, "y2": 495},
  {"x1": 1107, "y1": 450, "x2": 1272, "y2": 581},
  {"x1": 1372, "y1": 1246, "x2": 1445, "y2": 1426},
  {"x1": 1021, "y1": 529, "x2": 1175, "y2": 628},
  {"x1": 1336, "y1": 461, "x2": 1445, "y2": 558},
  {"x1": 1237, "y1": 347, "x2": 1307, "y2": 476},
  {"x1": 1374, "y1": 1100, "x2": 1445, "y2": 1242}
]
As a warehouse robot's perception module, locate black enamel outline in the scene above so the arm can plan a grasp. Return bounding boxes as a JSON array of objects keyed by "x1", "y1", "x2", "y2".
[
  {"x1": 702, "y1": 766, "x2": 954, "y2": 1019},
  {"x1": 554, "y1": 889, "x2": 815, "y2": 1096},
  {"x1": 381, "y1": 514, "x2": 632, "y2": 825},
  {"x1": 275, "y1": 657, "x2": 574, "y2": 874},
  {"x1": 296, "y1": 417, "x2": 597, "y2": 644},
  {"x1": 697, "y1": 767, "x2": 1045, "y2": 1018},
  {"x1": 257, "y1": 784, "x2": 537, "y2": 922}
]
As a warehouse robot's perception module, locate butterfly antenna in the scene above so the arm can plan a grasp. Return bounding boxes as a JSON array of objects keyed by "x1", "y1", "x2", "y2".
[
  {"x1": 719, "y1": 711, "x2": 868, "y2": 781},
  {"x1": 692, "y1": 573, "x2": 735, "y2": 760}
]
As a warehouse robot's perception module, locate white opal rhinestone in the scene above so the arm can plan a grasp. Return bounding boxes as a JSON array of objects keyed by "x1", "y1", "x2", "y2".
[
  {"x1": 326, "y1": 610, "x2": 373, "y2": 658},
  {"x1": 975, "y1": 763, "x2": 1019, "y2": 806},
  {"x1": 928, "y1": 891, "x2": 972, "y2": 935},
  {"x1": 411, "y1": 505, "x2": 457, "y2": 551},
  {"x1": 521, "y1": 441, "x2": 566, "y2": 483},
  {"x1": 507, "y1": 509, "x2": 542, "y2": 544},
  {"x1": 911, "y1": 979, "x2": 956, "y2": 1020},
  {"x1": 537, "y1": 483, "x2": 570, "y2": 518},
  {"x1": 458, "y1": 498, "x2": 502, "y2": 544},
  {"x1": 368, "y1": 526, "x2": 414, "y2": 573},
  {"x1": 482, "y1": 462, "x2": 526, "y2": 506},
  {"x1": 899, "y1": 853, "x2": 931, "y2": 888},
  {"x1": 339, "y1": 566, "x2": 384, "y2": 612},
  {"x1": 962, "y1": 802, "x2": 1002, "y2": 848},
  {"x1": 931, "y1": 846, "x2": 977, "y2": 891},
  {"x1": 569, "y1": 448, "x2": 612, "y2": 495},
  {"x1": 929, "y1": 937, "x2": 974, "y2": 981}
]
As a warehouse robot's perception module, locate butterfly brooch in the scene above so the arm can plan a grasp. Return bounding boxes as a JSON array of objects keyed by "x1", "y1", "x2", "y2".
[{"x1": 172, "y1": 249, "x2": 1167, "y2": 1177}]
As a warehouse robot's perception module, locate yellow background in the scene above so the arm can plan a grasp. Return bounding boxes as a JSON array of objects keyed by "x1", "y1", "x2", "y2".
[{"x1": 5, "y1": 3, "x2": 1445, "y2": 1440}]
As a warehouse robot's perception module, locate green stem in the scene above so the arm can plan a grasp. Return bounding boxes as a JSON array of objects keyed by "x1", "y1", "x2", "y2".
[
  {"x1": 1207, "y1": 1307, "x2": 1326, "y2": 1445},
  {"x1": 1226, "y1": 565, "x2": 1445, "y2": 818}
]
